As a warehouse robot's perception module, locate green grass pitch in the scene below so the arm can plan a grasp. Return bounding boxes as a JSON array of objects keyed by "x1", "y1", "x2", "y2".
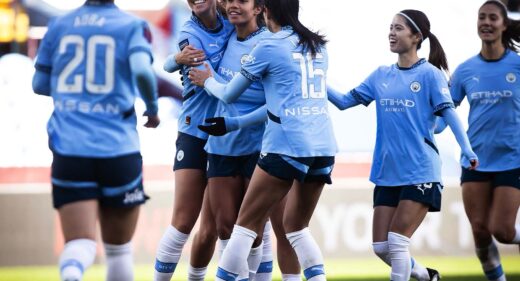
[{"x1": 0, "y1": 256, "x2": 519, "y2": 280}]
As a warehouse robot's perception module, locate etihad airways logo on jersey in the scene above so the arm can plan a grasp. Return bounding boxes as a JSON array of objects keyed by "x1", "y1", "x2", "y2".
[
  {"x1": 284, "y1": 106, "x2": 328, "y2": 117},
  {"x1": 380, "y1": 99, "x2": 415, "y2": 107},
  {"x1": 54, "y1": 100, "x2": 120, "y2": 114},
  {"x1": 380, "y1": 99, "x2": 415, "y2": 113},
  {"x1": 470, "y1": 90, "x2": 513, "y2": 104},
  {"x1": 219, "y1": 66, "x2": 239, "y2": 79}
]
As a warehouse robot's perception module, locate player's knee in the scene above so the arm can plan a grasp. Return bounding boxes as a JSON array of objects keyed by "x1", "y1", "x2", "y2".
[
  {"x1": 216, "y1": 220, "x2": 235, "y2": 239},
  {"x1": 490, "y1": 224, "x2": 515, "y2": 243},
  {"x1": 470, "y1": 220, "x2": 491, "y2": 241},
  {"x1": 197, "y1": 224, "x2": 218, "y2": 243},
  {"x1": 282, "y1": 216, "x2": 305, "y2": 234}
]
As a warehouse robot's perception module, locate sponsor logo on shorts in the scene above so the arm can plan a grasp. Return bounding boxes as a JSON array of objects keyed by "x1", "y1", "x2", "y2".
[
  {"x1": 123, "y1": 189, "x2": 144, "y2": 204},
  {"x1": 177, "y1": 150, "x2": 185, "y2": 162},
  {"x1": 415, "y1": 182, "x2": 433, "y2": 195},
  {"x1": 260, "y1": 152, "x2": 268, "y2": 159}
]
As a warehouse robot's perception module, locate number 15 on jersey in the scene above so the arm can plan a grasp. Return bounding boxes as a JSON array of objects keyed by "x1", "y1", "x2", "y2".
[{"x1": 293, "y1": 52, "x2": 326, "y2": 99}]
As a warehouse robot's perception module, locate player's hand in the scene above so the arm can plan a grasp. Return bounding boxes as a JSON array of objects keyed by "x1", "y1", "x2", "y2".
[
  {"x1": 144, "y1": 114, "x2": 160, "y2": 128},
  {"x1": 189, "y1": 63, "x2": 212, "y2": 87},
  {"x1": 463, "y1": 149, "x2": 479, "y2": 170},
  {"x1": 198, "y1": 117, "x2": 227, "y2": 136},
  {"x1": 468, "y1": 158, "x2": 479, "y2": 170},
  {"x1": 176, "y1": 45, "x2": 205, "y2": 66}
]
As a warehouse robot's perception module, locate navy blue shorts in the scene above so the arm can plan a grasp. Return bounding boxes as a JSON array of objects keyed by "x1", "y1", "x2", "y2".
[
  {"x1": 51, "y1": 152, "x2": 148, "y2": 209},
  {"x1": 373, "y1": 182, "x2": 443, "y2": 212},
  {"x1": 461, "y1": 167, "x2": 520, "y2": 189},
  {"x1": 257, "y1": 153, "x2": 335, "y2": 184},
  {"x1": 173, "y1": 132, "x2": 208, "y2": 171},
  {"x1": 207, "y1": 153, "x2": 259, "y2": 179}
]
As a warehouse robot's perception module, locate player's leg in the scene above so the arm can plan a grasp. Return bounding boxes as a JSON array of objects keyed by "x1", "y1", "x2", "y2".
[
  {"x1": 154, "y1": 133, "x2": 208, "y2": 281},
  {"x1": 281, "y1": 156, "x2": 334, "y2": 281},
  {"x1": 52, "y1": 153, "x2": 98, "y2": 281},
  {"x1": 388, "y1": 182, "x2": 443, "y2": 281},
  {"x1": 269, "y1": 196, "x2": 301, "y2": 281},
  {"x1": 216, "y1": 165, "x2": 292, "y2": 281},
  {"x1": 462, "y1": 172, "x2": 505, "y2": 281},
  {"x1": 283, "y1": 180, "x2": 326, "y2": 281},
  {"x1": 372, "y1": 186, "x2": 433, "y2": 281},
  {"x1": 97, "y1": 153, "x2": 147, "y2": 281},
  {"x1": 188, "y1": 188, "x2": 218, "y2": 281},
  {"x1": 488, "y1": 168, "x2": 520, "y2": 245}
]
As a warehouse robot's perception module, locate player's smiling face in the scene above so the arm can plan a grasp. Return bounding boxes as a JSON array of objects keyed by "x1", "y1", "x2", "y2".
[
  {"x1": 478, "y1": 4, "x2": 507, "y2": 44},
  {"x1": 188, "y1": 0, "x2": 215, "y2": 15},
  {"x1": 225, "y1": 0, "x2": 260, "y2": 26},
  {"x1": 389, "y1": 15, "x2": 420, "y2": 54}
]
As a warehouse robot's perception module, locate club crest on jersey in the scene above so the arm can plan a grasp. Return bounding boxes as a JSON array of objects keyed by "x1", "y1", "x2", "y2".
[
  {"x1": 240, "y1": 54, "x2": 255, "y2": 65},
  {"x1": 506, "y1": 73, "x2": 516, "y2": 83},
  {"x1": 177, "y1": 150, "x2": 185, "y2": 162},
  {"x1": 410, "y1": 81, "x2": 421, "y2": 93}
]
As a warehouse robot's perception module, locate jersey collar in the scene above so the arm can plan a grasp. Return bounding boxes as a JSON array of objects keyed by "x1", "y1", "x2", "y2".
[
  {"x1": 192, "y1": 12, "x2": 224, "y2": 34},
  {"x1": 478, "y1": 49, "x2": 510, "y2": 62},
  {"x1": 237, "y1": 26, "x2": 267, "y2": 42},
  {"x1": 396, "y1": 58, "x2": 426, "y2": 71}
]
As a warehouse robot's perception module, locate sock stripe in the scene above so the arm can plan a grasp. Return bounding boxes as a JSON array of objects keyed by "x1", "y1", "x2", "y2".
[
  {"x1": 60, "y1": 259, "x2": 84, "y2": 274},
  {"x1": 216, "y1": 267, "x2": 239, "y2": 281},
  {"x1": 154, "y1": 259, "x2": 177, "y2": 273},
  {"x1": 257, "y1": 261, "x2": 273, "y2": 273},
  {"x1": 303, "y1": 264, "x2": 325, "y2": 280},
  {"x1": 485, "y1": 265, "x2": 504, "y2": 280}
]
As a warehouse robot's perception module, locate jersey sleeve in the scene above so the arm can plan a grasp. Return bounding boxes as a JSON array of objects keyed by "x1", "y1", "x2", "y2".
[
  {"x1": 429, "y1": 68, "x2": 455, "y2": 116},
  {"x1": 34, "y1": 19, "x2": 58, "y2": 73},
  {"x1": 177, "y1": 30, "x2": 204, "y2": 51},
  {"x1": 449, "y1": 66, "x2": 467, "y2": 106},
  {"x1": 240, "y1": 39, "x2": 272, "y2": 82},
  {"x1": 128, "y1": 21, "x2": 153, "y2": 62},
  {"x1": 350, "y1": 69, "x2": 378, "y2": 106}
]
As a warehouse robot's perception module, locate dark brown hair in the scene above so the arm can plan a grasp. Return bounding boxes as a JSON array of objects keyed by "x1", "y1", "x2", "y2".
[{"x1": 399, "y1": 9, "x2": 449, "y2": 72}]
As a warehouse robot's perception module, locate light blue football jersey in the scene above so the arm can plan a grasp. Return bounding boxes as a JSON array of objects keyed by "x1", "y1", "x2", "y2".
[
  {"x1": 353, "y1": 59, "x2": 454, "y2": 186},
  {"x1": 240, "y1": 27, "x2": 337, "y2": 157},
  {"x1": 450, "y1": 50, "x2": 520, "y2": 171},
  {"x1": 177, "y1": 13, "x2": 234, "y2": 139},
  {"x1": 205, "y1": 28, "x2": 270, "y2": 156},
  {"x1": 34, "y1": 2, "x2": 153, "y2": 157}
]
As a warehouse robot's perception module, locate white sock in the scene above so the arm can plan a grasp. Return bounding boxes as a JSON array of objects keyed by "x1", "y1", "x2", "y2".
[
  {"x1": 476, "y1": 241, "x2": 506, "y2": 281},
  {"x1": 373, "y1": 241, "x2": 429, "y2": 281},
  {"x1": 388, "y1": 232, "x2": 411, "y2": 281},
  {"x1": 247, "y1": 243, "x2": 263, "y2": 280},
  {"x1": 59, "y1": 239, "x2": 96, "y2": 281},
  {"x1": 256, "y1": 221, "x2": 274, "y2": 281},
  {"x1": 154, "y1": 225, "x2": 189, "y2": 281},
  {"x1": 104, "y1": 242, "x2": 133, "y2": 281},
  {"x1": 216, "y1": 225, "x2": 257, "y2": 281},
  {"x1": 282, "y1": 273, "x2": 302, "y2": 281},
  {"x1": 512, "y1": 224, "x2": 520, "y2": 244},
  {"x1": 187, "y1": 265, "x2": 207, "y2": 281},
  {"x1": 286, "y1": 228, "x2": 326, "y2": 281},
  {"x1": 218, "y1": 238, "x2": 229, "y2": 259}
]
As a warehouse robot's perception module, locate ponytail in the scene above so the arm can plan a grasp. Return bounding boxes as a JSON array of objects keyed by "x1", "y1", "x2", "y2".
[
  {"x1": 428, "y1": 33, "x2": 449, "y2": 72},
  {"x1": 399, "y1": 9, "x2": 449, "y2": 72},
  {"x1": 264, "y1": 0, "x2": 327, "y2": 57}
]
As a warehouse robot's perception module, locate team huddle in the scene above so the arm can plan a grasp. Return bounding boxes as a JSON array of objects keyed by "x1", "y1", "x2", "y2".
[{"x1": 31, "y1": 0, "x2": 520, "y2": 280}]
